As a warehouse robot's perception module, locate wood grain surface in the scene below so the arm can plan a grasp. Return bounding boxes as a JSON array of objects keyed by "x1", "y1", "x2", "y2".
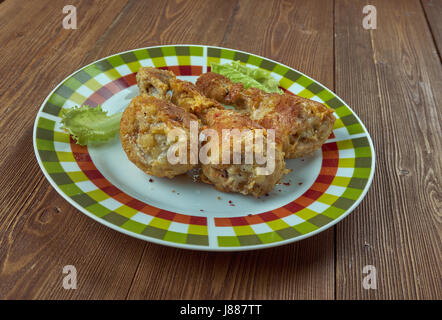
[
  {"x1": 335, "y1": 0, "x2": 441, "y2": 300},
  {"x1": 422, "y1": 0, "x2": 442, "y2": 57},
  {"x1": 0, "y1": 0, "x2": 440, "y2": 300}
]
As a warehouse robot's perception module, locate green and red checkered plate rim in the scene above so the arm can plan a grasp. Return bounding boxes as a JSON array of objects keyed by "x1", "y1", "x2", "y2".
[{"x1": 33, "y1": 45, "x2": 375, "y2": 251}]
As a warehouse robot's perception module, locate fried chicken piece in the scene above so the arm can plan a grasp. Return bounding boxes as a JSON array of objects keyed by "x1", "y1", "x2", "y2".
[
  {"x1": 132, "y1": 68, "x2": 288, "y2": 196},
  {"x1": 136, "y1": 67, "x2": 176, "y2": 99},
  {"x1": 196, "y1": 72, "x2": 336, "y2": 158},
  {"x1": 120, "y1": 95, "x2": 198, "y2": 179},
  {"x1": 136, "y1": 68, "x2": 223, "y2": 115},
  {"x1": 166, "y1": 77, "x2": 288, "y2": 196},
  {"x1": 199, "y1": 108, "x2": 288, "y2": 198},
  {"x1": 169, "y1": 78, "x2": 224, "y2": 116}
]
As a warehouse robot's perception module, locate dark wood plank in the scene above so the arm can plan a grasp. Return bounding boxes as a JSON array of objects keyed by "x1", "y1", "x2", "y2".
[
  {"x1": 127, "y1": 235, "x2": 333, "y2": 299},
  {"x1": 127, "y1": 0, "x2": 335, "y2": 300},
  {"x1": 0, "y1": 179, "x2": 145, "y2": 299},
  {"x1": 223, "y1": 0, "x2": 334, "y2": 87},
  {"x1": 81, "y1": 0, "x2": 239, "y2": 62},
  {"x1": 335, "y1": 0, "x2": 442, "y2": 299},
  {"x1": 0, "y1": 0, "x2": 130, "y2": 166},
  {"x1": 422, "y1": 0, "x2": 442, "y2": 57},
  {"x1": 0, "y1": 0, "x2": 153, "y2": 299}
]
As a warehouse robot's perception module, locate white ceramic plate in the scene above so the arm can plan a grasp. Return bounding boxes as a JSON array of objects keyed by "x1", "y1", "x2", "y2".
[{"x1": 33, "y1": 45, "x2": 375, "y2": 251}]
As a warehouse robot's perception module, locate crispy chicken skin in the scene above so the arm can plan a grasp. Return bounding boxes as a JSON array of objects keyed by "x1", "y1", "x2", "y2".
[
  {"x1": 136, "y1": 67, "x2": 176, "y2": 99},
  {"x1": 136, "y1": 68, "x2": 223, "y2": 115},
  {"x1": 199, "y1": 108, "x2": 288, "y2": 198},
  {"x1": 169, "y1": 78, "x2": 224, "y2": 116},
  {"x1": 168, "y1": 77, "x2": 289, "y2": 197},
  {"x1": 131, "y1": 67, "x2": 289, "y2": 196},
  {"x1": 196, "y1": 72, "x2": 336, "y2": 158},
  {"x1": 120, "y1": 95, "x2": 198, "y2": 178}
]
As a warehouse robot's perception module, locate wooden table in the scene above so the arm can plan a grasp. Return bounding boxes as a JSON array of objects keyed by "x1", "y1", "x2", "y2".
[{"x1": 0, "y1": 0, "x2": 440, "y2": 300}]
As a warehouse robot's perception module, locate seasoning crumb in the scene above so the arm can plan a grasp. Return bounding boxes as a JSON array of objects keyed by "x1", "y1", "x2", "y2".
[
  {"x1": 149, "y1": 178, "x2": 154, "y2": 183},
  {"x1": 229, "y1": 204, "x2": 235, "y2": 206},
  {"x1": 265, "y1": 193, "x2": 269, "y2": 197},
  {"x1": 298, "y1": 182, "x2": 303, "y2": 185},
  {"x1": 172, "y1": 189, "x2": 175, "y2": 193},
  {"x1": 217, "y1": 196, "x2": 221, "y2": 200},
  {"x1": 228, "y1": 200, "x2": 232, "y2": 204},
  {"x1": 278, "y1": 189, "x2": 282, "y2": 192},
  {"x1": 283, "y1": 182, "x2": 290, "y2": 186},
  {"x1": 200, "y1": 209, "x2": 204, "y2": 212}
]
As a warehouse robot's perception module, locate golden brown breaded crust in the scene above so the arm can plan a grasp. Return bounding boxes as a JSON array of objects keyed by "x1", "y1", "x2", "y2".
[
  {"x1": 248, "y1": 92, "x2": 336, "y2": 158},
  {"x1": 129, "y1": 69, "x2": 288, "y2": 196},
  {"x1": 136, "y1": 67, "x2": 176, "y2": 99},
  {"x1": 195, "y1": 72, "x2": 233, "y2": 102},
  {"x1": 197, "y1": 72, "x2": 336, "y2": 158},
  {"x1": 120, "y1": 95, "x2": 197, "y2": 178},
  {"x1": 170, "y1": 78, "x2": 224, "y2": 116},
  {"x1": 202, "y1": 108, "x2": 263, "y2": 132},
  {"x1": 199, "y1": 108, "x2": 288, "y2": 197}
]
